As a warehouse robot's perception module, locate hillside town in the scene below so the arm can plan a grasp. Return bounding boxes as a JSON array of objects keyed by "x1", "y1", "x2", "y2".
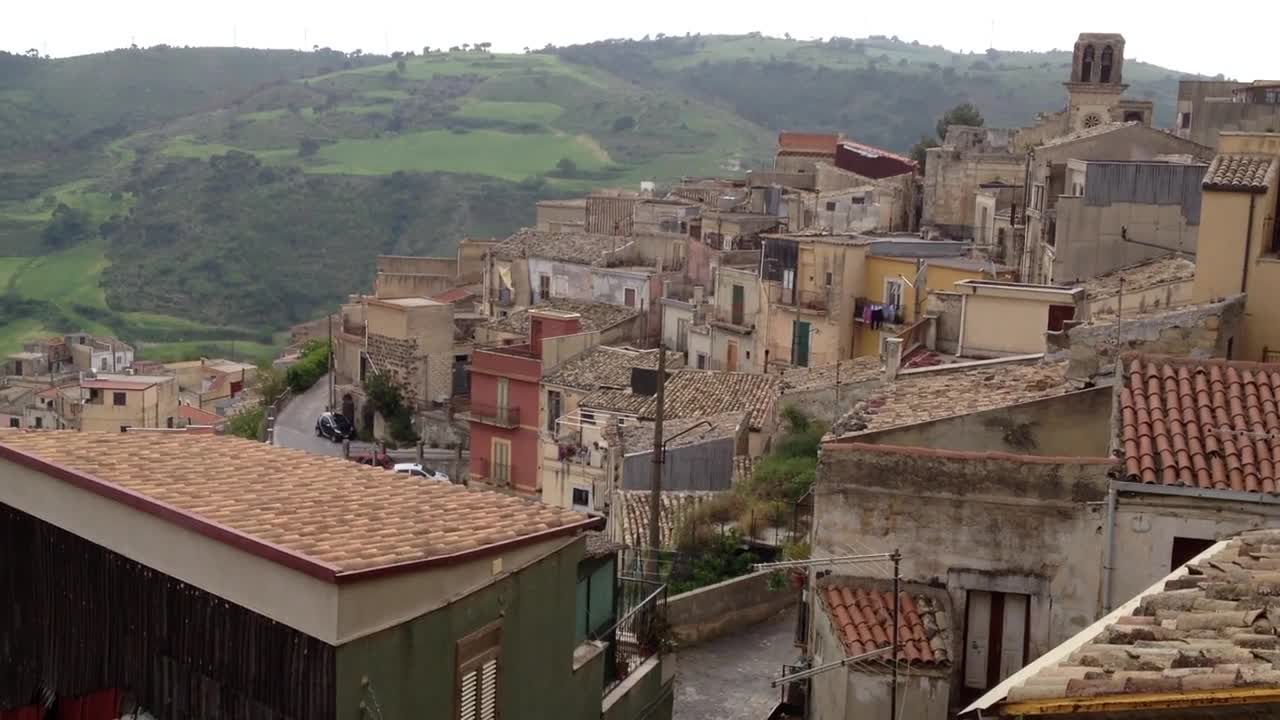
[{"x1": 4, "y1": 30, "x2": 1280, "y2": 720}]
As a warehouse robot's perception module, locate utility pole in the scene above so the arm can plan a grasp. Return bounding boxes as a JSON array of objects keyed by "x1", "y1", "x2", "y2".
[
  {"x1": 891, "y1": 549, "x2": 901, "y2": 720},
  {"x1": 328, "y1": 314, "x2": 336, "y2": 411},
  {"x1": 646, "y1": 342, "x2": 667, "y2": 580}
]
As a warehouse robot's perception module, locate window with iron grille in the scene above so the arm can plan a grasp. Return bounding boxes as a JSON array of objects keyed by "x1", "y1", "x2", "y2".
[{"x1": 457, "y1": 622, "x2": 501, "y2": 720}]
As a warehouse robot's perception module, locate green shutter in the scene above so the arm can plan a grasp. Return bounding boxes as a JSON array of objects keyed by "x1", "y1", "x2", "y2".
[{"x1": 793, "y1": 320, "x2": 810, "y2": 367}]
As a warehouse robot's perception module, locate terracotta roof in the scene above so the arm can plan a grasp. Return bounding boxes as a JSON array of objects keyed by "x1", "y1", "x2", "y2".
[
  {"x1": 1117, "y1": 354, "x2": 1280, "y2": 493},
  {"x1": 491, "y1": 228, "x2": 618, "y2": 266},
  {"x1": 427, "y1": 284, "x2": 480, "y2": 304},
  {"x1": 543, "y1": 346, "x2": 680, "y2": 392},
  {"x1": 483, "y1": 299, "x2": 639, "y2": 337},
  {"x1": 1202, "y1": 154, "x2": 1278, "y2": 192},
  {"x1": 618, "y1": 412, "x2": 746, "y2": 455},
  {"x1": 178, "y1": 404, "x2": 224, "y2": 425},
  {"x1": 616, "y1": 489, "x2": 716, "y2": 549},
  {"x1": 782, "y1": 356, "x2": 883, "y2": 392},
  {"x1": 833, "y1": 360, "x2": 1074, "y2": 437},
  {"x1": 648, "y1": 370, "x2": 781, "y2": 431},
  {"x1": 1083, "y1": 254, "x2": 1196, "y2": 299},
  {"x1": 0, "y1": 431, "x2": 598, "y2": 582},
  {"x1": 984, "y1": 530, "x2": 1280, "y2": 710},
  {"x1": 839, "y1": 139, "x2": 917, "y2": 168},
  {"x1": 777, "y1": 132, "x2": 839, "y2": 155},
  {"x1": 820, "y1": 581, "x2": 951, "y2": 666},
  {"x1": 580, "y1": 387, "x2": 652, "y2": 415}
]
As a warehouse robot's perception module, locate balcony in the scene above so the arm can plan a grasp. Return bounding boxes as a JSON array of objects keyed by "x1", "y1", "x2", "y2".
[
  {"x1": 772, "y1": 286, "x2": 830, "y2": 313},
  {"x1": 709, "y1": 305, "x2": 755, "y2": 333},
  {"x1": 594, "y1": 578, "x2": 669, "y2": 697},
  {"x1": 467, "y1": 402, "x2": 520, "y2": 428}
]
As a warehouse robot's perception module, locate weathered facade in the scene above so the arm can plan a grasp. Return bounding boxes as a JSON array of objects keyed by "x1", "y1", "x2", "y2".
[
  {"x1": 364, "y1": 297, "x2": 457, "y2": 409},
  {"x1": 78, "y1": 374, "x2": 178, "y2": 433},
  {"x1": 1176, "y1": 79, "x2": 1280, "y2": 149}
]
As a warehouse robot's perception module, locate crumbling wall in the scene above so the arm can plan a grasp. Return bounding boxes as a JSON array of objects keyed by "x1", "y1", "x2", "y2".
[
  {"x1": 815, "y1": 444, "x2": 1113, "y2": 661},
  {"x1": 926, "y1": 292, "x2": 963, "y2": 354},
  {"x1": 1048, "y1": 295, "x2": 1243, "y2": 380},
  {"x1": 367, "y1": 333, "x2": 425, "y2": 408}
]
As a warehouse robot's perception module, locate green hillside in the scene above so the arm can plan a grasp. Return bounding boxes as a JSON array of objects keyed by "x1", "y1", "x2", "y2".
[{"x1": 0, "y1": 36, "x2": 1203, "y2": 360}]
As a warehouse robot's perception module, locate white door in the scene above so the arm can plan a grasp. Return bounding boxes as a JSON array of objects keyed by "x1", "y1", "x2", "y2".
[
  {"x1": 999, "y1": 594, "x2": 1029, "y2": 682},
  {"x1": 965, "y1": 591, "x2": 992, "y2": 690}
]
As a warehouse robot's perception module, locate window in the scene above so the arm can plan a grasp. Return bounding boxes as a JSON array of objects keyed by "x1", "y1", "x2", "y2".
[
  {"x1": 539, "y1": 274, "x2": 551, "y2": 300},
  {"x1": 696, "y1": 352, "x2": 708, "y2": 369},
  {"x1": 824, "y1": 271, "x2": 832, "y2": 287},
  {"x1": 624, "y1": 287, "x2": 637, "y2": 308},
  {"x1": 782, "y1": 268, "x2": 795, "y2": 290},
  {"x1": 112, "y1": 392, "x2": 127, "y2": 406},
  {"x1": 884, "y1": 278, "x2": 903, "y2": 312},
  {"x1": 1170, "y1": 536, "x2": 1216, "y2": 570},
  {"x1": 546, "y1": 390, "x2": 562, "y2": 433},
  {"x1": 824, "y1": 200, "x2": 836, "y2": 212},
  {"x1": 791, "y1": 320, "x2": 811, "y2": 367},
  {"x1": 676, "y1": 318, "x2": 689, "y2": 352},
  {"x1": 731, "y1": 284, "x2": 745, "y2": 326},
  {"x1": 7, "y1": 418, "x2": 17, "y2": 428},
  {"x1": 456, "y1": 621, "x2": 501, "y2": 720},
  {"x1": 1080, "y1": 44, "x2": 1094, "y2": 82},
  {"x1": 1099, "y1": 45, "x2": 1114, "y2": 84},
  {"x1": 1180, "y1": 112, "x2": 1192, "y2": 129},
  {"x1": 490, "y1": 439, "x2": 511, "y2": 485},
  {"x1": 33, "y1": 417, "x2": 42, "y2": 429},
  {"x1": 580, "y1": 411, "x2": 596, "y2": 426},
  {"x1": 571, "y1": 487, "x2": 591, "y2": 510},
  {"x1": 1031, "y1": 184, "x2": 1044, "y2": 211},
  {"x1": 99, "y1": 357, "x2": 109, "y2": 371}
]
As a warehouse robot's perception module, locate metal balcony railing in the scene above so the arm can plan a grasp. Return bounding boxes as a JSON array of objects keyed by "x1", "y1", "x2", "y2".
[
  {"x1": 594, "y1": 577, "x2": 668, "y2": 696},
  {"x1": 467, "y1": 403, "x2": 519, "y2": 428}
]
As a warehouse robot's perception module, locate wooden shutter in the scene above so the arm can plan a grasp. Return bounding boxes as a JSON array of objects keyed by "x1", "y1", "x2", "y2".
[{"x1": 457, "y1": 622, "x2": 502, "y2": 720}]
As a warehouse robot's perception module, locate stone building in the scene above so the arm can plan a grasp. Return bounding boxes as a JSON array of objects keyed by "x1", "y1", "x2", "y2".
[
  {"x1": 923, "y1": 127, "x2": 1026, "y2": 239},
  {"x1": 774, "y1": 132, "x2": 841, "y2": 174},
  {"x1": 1176, "y1": 79, "x2": 1280, "y2": 149},
  {"x1": 1020, "y1": 123, "x2": 1212, "y2": 283},
  {"x1": 535, "y1": 198, "x2": 587, "y2": 232},
  {"x1": 361, "y1": 297, "x2": 457, "y2": 410},
  {"x1": 79, "y1": 373, "x2": 179, "y2": 433},
  {"x1": 1189, "y1": 132, "x2": 1280, "y2": 362}
]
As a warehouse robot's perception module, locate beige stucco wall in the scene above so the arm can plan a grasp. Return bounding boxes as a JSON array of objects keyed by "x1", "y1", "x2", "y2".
[
  {"x1": 376, "y1": 255, "x2": 457, "y2": 276},
  {"x1": 375, "y1": 273, "x2": 454, "y2": 300},
  {"x1": 1052, "y1": 198, "x2": 1198, "y2": 283},
  {"x1": 81, "y1": 380, "x2": 179, "y2": 432},
  {"x1": 960, "y1": 294, "x2": 1058, "y2": 356},
  {"x1": 764, "y1": 241, "x2": 866, "y2": 368}
]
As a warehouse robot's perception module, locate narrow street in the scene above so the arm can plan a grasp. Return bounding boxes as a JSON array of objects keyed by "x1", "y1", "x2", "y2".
[
  {"x1": 271, "y1": 373, "x2": 342, "y2": 456},
  {"x1": 673, "y1": 609, "x2": 798, "y2": 720}
]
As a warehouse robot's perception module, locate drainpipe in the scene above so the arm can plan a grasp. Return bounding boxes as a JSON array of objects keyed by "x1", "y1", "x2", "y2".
[
  {"x1": 1101, "y1": 483, "x2": 1118, "y2": 613},
  {"x1": 1241, "y1": 194, "x2": 1257, "y2": 294},
  {"x1": 957, "y1": 293, "x2": 969, "y2": 357}
]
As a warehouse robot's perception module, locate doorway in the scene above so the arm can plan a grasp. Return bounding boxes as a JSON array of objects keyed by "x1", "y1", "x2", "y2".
[{"x1": 963, "y1": 590, "x2": 1030, "y2": 697}]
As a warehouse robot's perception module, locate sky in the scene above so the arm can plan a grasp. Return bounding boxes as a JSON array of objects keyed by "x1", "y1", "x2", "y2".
[{"x1": 4, "y1": 0, "x2": 1276, "y2": 80}]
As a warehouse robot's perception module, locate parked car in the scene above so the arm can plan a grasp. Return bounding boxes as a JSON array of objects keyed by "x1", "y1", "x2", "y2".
[
  {"x1": 393, "y1": 463, "x2": 450, "y2": 483},
  {"x1": 315, "y1": 412, "x2": 355, "y2": 442}
]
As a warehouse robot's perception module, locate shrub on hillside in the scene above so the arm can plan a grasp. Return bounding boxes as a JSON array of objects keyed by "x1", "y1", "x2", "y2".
[{"x1": 285, "y1": 339, "x2": 330, "y2": 394}]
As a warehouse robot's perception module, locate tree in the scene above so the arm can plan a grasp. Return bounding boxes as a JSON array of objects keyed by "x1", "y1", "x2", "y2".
[
  {"x1": 298, "y1": 138, "x2": 320, "y2": 158},
  {"x1": 395, "y1": 59, "x2": 406, "y2": 73},
  {"x1": 42, "y1": 203, "x2": 92, "y2": 249},
  {"x1": 461, "y1": 43, "x2": 470, "y2": 52},
  {"x1": 612, "y1": 114, "x2": 636, "y2": 132},
  {"x1": 555, "y1": 157, "x2": 578, "y2": 177},
  {"x1": 936, "y1": 102, "x2": 984, "y2": 140},
  {"x1": 422, "y1": 45, "x2": 431, "y2": 55},
  {"x1": 910, "y1": 135, "x2": 939, "y2": 172}
]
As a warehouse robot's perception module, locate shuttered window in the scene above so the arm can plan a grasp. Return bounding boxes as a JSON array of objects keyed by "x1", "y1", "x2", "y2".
[{"x1": 457, "y1": 621, "x2": 502, "y2": 720}]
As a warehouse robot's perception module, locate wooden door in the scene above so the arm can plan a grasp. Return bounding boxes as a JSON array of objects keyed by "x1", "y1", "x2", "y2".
[
  {"x1": 964, "y1": 591, "x2": 992, "y2": 690},
  {"x1": 998, "y1": 594, "x2": 1029, "y2": 682},
  {"x1": 726, "y1": 340, "x2": 738, "y2": 371}
]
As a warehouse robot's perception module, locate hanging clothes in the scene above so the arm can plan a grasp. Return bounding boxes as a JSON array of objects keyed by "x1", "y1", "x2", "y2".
[{"x1": 870, "y1": 306, "x2": 885, "y2": 330}]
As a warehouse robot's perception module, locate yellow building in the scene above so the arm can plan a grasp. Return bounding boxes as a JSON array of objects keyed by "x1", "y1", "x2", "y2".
[
  {"x1": 79, "y1": 373, "x2": 179, "y2": 432},
  {"x1": 758, "y1": 232, "x2": 1016, "y2": 368},
  {"x1": 1190, "y1": 132, "x2": 1280, "y2": 361}
]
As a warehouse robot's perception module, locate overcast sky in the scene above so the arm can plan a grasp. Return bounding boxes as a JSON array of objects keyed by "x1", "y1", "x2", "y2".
[{"x1": 5, "y1": 0, "x2": 1275, "y2": 80}]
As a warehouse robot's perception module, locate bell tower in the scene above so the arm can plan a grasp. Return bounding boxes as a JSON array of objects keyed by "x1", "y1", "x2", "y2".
[{"x1": 1064, "y1": 33, "x2": 1127, "y2": 132}]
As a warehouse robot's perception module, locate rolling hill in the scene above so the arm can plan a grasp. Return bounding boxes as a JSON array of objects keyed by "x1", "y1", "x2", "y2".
[{"x1": 0, "y1": 35, "x2": 1203, "y2": 360}]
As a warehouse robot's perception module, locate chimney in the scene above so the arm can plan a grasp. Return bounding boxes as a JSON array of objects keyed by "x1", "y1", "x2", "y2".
[{"x1": 530, "y1": 317, "x2": 545, "y2": 357}]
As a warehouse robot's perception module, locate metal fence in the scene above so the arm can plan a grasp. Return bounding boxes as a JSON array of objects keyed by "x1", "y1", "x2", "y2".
[{"x1": 593, "y1": 577, "x2": 668, "y2": 696}]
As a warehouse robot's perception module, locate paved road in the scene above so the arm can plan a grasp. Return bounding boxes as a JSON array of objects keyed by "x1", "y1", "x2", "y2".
[
  {"x1": 271, "y1": 375, "x2": 469, "y2": 470},
  {"x1": 673, "y1": 608, "x2": 798, "y2": 720},
  {"x1": 272, "y1": 373, "x2": 342, "y2": 456}
]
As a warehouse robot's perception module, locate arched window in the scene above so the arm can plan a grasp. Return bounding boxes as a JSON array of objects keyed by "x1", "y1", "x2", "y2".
[
  {"x1": 1080, "y1": 45, "x2": 1095, "y2": 82},
  {"x1": 1099, "y1": 46, "x2": 1114, "y2": 83}
]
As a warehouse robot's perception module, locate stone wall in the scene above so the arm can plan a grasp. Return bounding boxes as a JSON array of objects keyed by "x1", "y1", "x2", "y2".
[
  {"x1": 816, "y1": 443, "x2": 1114, "y2": 662},
  {"x1": 367, "y1": 332, "x2": 425, "y2": 408},
  {"x1": 1048, "y1": 295, "x2": 1243, "y2": 380},
  {"x1": 922, "y1": 148, "x2": 1025, "y2": 238},
  {"x1": 663, "y1": 570, "x2": 798, "y2": 646}
]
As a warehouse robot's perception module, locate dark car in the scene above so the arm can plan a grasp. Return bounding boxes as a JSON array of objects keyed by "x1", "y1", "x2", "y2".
[{"x1": 315, "y1": 411, "x2": 354, "y2": 442}]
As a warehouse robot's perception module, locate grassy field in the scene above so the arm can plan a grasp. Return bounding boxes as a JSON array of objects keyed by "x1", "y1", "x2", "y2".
[{"x1": 313, "y1": 128, "x2": 605, "y2": 179}]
